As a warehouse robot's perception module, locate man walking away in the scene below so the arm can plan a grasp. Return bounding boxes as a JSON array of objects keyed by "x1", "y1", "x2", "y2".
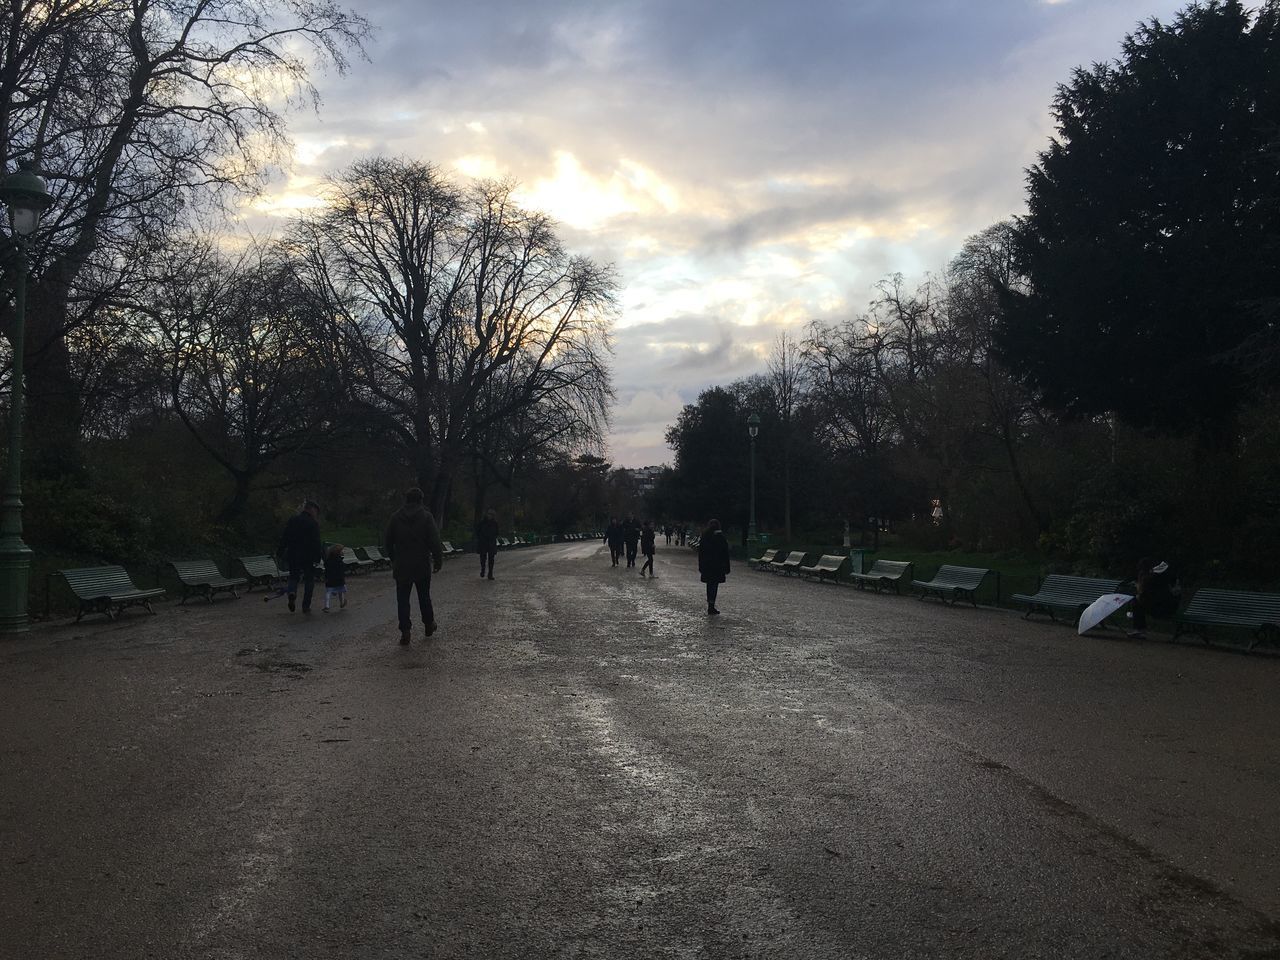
[
  {"x1": 278, "y1": 500, "x2": 323, "y2": 614},
  {"x1": 697, "y1": 519, "x2": 730, "y2": 615},
  {"x1": 640, "y1": 520, "x2": 657, "y2": 578},
  {"x1": 385, "y1": 487, "x2": 445, "y2": 645},
  {"x1": 477, "y1": 508, "x2": 499, "y2": 580},
  {"x1": 624, "y1": 517, "x2": 640, "y2": 568}
]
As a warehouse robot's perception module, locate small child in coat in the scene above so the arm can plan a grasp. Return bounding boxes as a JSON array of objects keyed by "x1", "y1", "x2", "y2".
[{"x1": 323, "y1": 543, "x2": 348, "y2": 612}]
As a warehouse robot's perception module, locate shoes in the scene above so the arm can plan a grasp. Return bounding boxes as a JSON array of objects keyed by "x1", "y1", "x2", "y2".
[
  {"x1": 480, "y1": 571, "x2": 486, "y2": 578},
  {"x1": 399, "y1": 630, "x2": 411, "y2": 645},
  {"x1": 302, "y1": 607, "x2": 311, "y2": 615},
  {"x1": 340, "y1": 595, "x2": 347, "y2": 608},
  {"x1": 487, "y1": 574, "x2": 494, "y2": 580},
  {"x1": 1127, "y1": 630, "x2": 1146, "y2": 640},
  {"x1": 709, "y1": 607, "x2": 720, "y2": 616},
  {"x1": 322, "y1": 607, "x2": 330, "y2": 613},
  {"x1": 287, "y1": 593, "x2": 296, "y2": 612},
  {"x1": 425, "y1": 621, "x2": 437, "y2": 637}
]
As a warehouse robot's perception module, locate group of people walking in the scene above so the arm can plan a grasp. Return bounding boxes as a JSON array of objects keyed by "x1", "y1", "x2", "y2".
[
  {"x1": 604, "y1": 515, "x2": 731, "y2": 614},
  {"x1": 276, "y1": 488, "x2": 445, "y2": 645}
]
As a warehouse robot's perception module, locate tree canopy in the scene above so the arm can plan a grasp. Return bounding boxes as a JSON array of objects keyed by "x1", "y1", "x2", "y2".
[{"x1": 997, "y1": 0, "x2": 1280, "y2": 436}]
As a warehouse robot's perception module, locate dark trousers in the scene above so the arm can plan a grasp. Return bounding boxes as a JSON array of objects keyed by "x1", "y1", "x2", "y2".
[
  {"x1": 609, "y1": 545, "x2": 621, "y2": 565},
  {"x1": 641, "y1": 552, "x2": 654, "y2": 575},
  {"x1": 480, "y1": 548, "x2": 496, "y2": 576},
  {"x1": 706, "y1": 581, "x2": 719, "y2": 608},
  {"x1": 286, "y1": 564, "x2": 316, "y2": 610},
  {"x1": 625, "y1": 544, "x2": 638, "y2": 566},
  {"x1": 396, "y1": 576, "x2": 434, "y2": 632}
]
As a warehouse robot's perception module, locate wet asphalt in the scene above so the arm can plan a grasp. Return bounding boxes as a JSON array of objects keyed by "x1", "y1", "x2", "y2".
[{"x1": 2, "y1": 541, "x2": 1278, "y2": 959}]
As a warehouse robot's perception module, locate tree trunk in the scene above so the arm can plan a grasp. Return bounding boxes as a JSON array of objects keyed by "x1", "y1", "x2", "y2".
[{"x1": 217, "y1": 472, "x2": 253, "y2": 526}]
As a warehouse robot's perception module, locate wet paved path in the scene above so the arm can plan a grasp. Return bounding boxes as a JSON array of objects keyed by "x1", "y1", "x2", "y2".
[{"x1": 2, "y1": 541, "x2": 1279, "y2": 959}]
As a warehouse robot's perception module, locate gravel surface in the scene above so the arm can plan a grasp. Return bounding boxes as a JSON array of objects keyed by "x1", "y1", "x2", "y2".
[{"x1": 2, "y1": 541, "x2": 1278, "y2": 959}]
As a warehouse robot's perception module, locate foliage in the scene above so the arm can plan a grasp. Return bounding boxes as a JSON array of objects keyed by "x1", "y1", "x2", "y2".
[{"x1": 998, "y1": 0, "x2": 1280, "y2": 437}]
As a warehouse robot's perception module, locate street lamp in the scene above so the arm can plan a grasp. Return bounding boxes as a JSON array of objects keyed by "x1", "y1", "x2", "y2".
[
  {"x1": 747, "y1": 412, "x2": 760, "y2": 545},
  {"x1": 0, "y1": 161, "x2": 51, "y2": 633}
]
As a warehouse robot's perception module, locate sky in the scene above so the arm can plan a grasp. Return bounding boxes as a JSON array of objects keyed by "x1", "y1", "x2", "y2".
[{"x1": 252, "y1": 0, "x2": 1189, "y2": 467}]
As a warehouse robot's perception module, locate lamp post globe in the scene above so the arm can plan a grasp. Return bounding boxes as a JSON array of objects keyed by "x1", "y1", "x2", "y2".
[
  {"x1": 0, "y1": 161, "x2": 50, "y2": 633},
  {"x1": 747, "y1": 413, "x2": 761, "y2": 545}
]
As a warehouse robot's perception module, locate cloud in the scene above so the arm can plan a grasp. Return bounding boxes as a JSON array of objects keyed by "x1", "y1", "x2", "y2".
[{"x1": 262, "y1": 0, "x2": 1190, "y2": 465}]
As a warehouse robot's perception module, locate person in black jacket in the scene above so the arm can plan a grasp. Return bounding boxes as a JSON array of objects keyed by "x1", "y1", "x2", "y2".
[
  {"x1": 640, "y1": 520, "x2": 657, "y2": 578},
  {"x1": 604, "y1": 518, "x2": 624, "y2": 567},
  {"x1": 477, "y1": 508, "x2": 500, "y2": 580},
  {"x1": 697, "y1": 518, "x2": 730, "y2": 615},
  {"x1": 623, "y1": 517, "x2": 640, "y2": 568},
  {"x1": 277, "y1": 500, "x2": 323, "y2": 614}
]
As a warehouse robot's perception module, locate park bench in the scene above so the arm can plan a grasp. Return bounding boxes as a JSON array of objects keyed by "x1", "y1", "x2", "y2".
[
  {"x1": 238, "y1": 555, "x2": 284, "y2": 591},
  {"x1": 779, "y1": 552, "x2": 812, "y2": 576},
  {"x1": 170, "y1": 560, "x2": 247, "y2": 604},
  {"x1": 441, "y1": 541, "x2": 459, "y2": 558},
  {"x1": 798, "y1": 554, "x2": 849, "y2": 584},
  {"x1": 1011, "y1": 574, "x2": 1125, "y2": 622},
  {"x1": 913, "y1": 564, "x2": 991, "y2": 606},
  {"x1": 749, "y1": 548, "x2": 779, "y2": 570},
  {"x1": 498, "y1": 537, "x2": 510, "y2": 548},
  {"x1": 60, "y1": 565, "x2": 165, "y2": 622},
  {"x1": 341, "y1": 547, "x2": 374, "y2": 574},
  {"x1": 358, "y1": 546, "x2": 389, "y2": 569},
  {"x1": 1174, "y1": 589, "x2": 1280, "y2": 650},
  {"x1": 850, "y1": 559, "x2": 913, "y2": 594},
  {"x1": 767, "y1": 550, "x2": 798, "y2": 572}
]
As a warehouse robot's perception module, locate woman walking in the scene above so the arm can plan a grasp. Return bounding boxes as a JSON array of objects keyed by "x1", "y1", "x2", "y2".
[
  {"x1": 697, "y1": 519, "x2": 730, "y2": 615},
  {"x1": 640, "y1": 520, "x2": 656, "y2": 578}
]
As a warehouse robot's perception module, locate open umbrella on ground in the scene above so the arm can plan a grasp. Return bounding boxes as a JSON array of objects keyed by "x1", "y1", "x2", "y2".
[{"x1": 1078, "y1": 593, "x2": 1135, "y2": 635}]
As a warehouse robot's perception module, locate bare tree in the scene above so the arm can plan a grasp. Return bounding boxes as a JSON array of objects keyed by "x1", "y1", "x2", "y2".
[
  {"x1": 292, "y1": 158, "x2": 615, "y2": 518},
  {"x1": 148, "y1": 240, "x2": 341, "y2": 523},
  {"x1": 0, "y1": 0, "x2": 369, "y2": 466},
  {"x1": 766, "y1": 331, "x2": 806, "y2": 541}
]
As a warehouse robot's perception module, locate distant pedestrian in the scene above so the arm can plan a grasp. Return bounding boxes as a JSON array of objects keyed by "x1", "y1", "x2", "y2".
[
  {"x1": 605, "y1": 518, "x2": 624, "y2": 567},
  {"x1": 697, "y1": 519, "x2": 730, "y2": 616},
  {"x1": 322, "y1": 543, "x2": 348, "y2": 612},
  {"x1": 640, "y1": 520, "x2": 657, "y2": 577},
  {"x1": 277, "y1": 499, "x2": 323, "y2": 614},
  {"x1": 664, "y1": 523, "x2": 673, "y2": 545},
  {"x1": 384, "y1": 487, "x2": 445, "y2": 645},
  {"x1": 477, "y1": 508, "x2": 499, "y2": 580},
  {"x1": 624, "y1": 517, "x2": 640, "y2": 568}
]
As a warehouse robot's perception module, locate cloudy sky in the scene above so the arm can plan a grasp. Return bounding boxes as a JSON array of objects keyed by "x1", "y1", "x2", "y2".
[{"x1": 255, "y1": 0, "x2": 1187, "y2": 466}]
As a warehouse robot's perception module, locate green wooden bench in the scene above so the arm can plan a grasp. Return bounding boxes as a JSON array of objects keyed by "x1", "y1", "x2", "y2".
[
  {"x1": 779, "y1": 552, "x2": 812, "y2": 576},
  {"x1": 357, "y1": 546, "x2": 389, "y2": 569},
  {"x1": 851, "y1": 559, "x2": 914, "y2": 594},
  {"x1": 798, "y1": 554, "x2": 849, "y2": 583},
  {"x1": 441, "y1": 541, "x2": 459, "y2": 558},
  {"x1": 1011, "y1": 574, "x2": 1126, "y2": 622},
  {"x1": 336, "y1": 547, "x2": 371, "y2": 574},
  {"x1": 238, "y1": 555, "x2": 284, "y2": 591},
  {"x1": 749, "y1": 548, "x2": 779, "y2": 570},
  {"x1": 1174, "y1": 589, "x2": 1280, "y2": 650},
  {"x1": 59, "y1": 566, "x2": 165, "y2": 622},
  {"x1": 765, "y1": 550, "x2": 797, "y2": 572},
  {"x1": 913, "y1": 565, "x2": 991, "y2": 606},
  {"x1": 170, "y1": 560, "x2": 247, "y2": 604}
]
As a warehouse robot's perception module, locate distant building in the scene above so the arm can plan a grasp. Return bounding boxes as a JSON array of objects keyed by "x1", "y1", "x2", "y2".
[{"x1": 620, "y1": 465, "x2": 665, "y2": 495}]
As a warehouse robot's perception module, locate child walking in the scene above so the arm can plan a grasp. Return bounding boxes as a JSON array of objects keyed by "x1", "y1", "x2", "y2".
[
  {"x1": 323, "y1": 543, "x2": 348, "y2": 612},
  {"x1": 640, "y1": 520, "x2": 656, "y2": 577}
]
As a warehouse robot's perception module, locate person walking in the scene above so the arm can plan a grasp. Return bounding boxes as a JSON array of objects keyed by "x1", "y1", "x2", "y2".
[
  {"x1": 697, "y1": 518, "x2": 730, "y2": 615},
  {"x1": 277, "y1": 499, "x2": 323, "y2": 614},
  {"x1": 623, "y1": 517, "x2": 640, "y2": 568},
  {"x1": 322, "y1": 543, "x2": 348, "y2": 612},
  {"x1": 477, "y1": 508, "x2": 500, "y2": 580},
  {"x1": 664, "y1": 523, "x2": 673, "y2": 546},
  {"x1": 605, "y1": 518, "x2": 624, "y2": 567},
  {"x1": 640, "y1": 520, "x2": 657, "y2": 578},
  {"x1": 384, "y1": 487, "x2": 445, "y2": 645}
]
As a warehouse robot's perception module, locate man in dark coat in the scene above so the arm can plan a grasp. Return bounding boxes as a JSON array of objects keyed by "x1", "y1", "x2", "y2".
[
  {"x1": 277, "y1": 499, "x2": 323, "y2": 614},
  {"x1": 697, "y1": 518, "x2": 730, "y2": 615},
  {"x1": 605, "y1": 518, "x2": 624, "y2": 567},
  {"x1": 476, "y1": 508, "x2": 500, "y2": 580},
  {"x1": 385, "y1": 487, "x2": 445, "y2": 645},
  {"x1": 623, "y1": 517, "x2": 640, "y2": 568}
]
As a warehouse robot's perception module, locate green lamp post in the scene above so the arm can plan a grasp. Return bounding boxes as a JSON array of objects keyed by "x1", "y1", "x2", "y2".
[
  {"x1": 747, "y1": 412, "x2": 761, "y2": 545},
  {"x1": 0, "y1": 161, "x2": 51, "y2": 633}
]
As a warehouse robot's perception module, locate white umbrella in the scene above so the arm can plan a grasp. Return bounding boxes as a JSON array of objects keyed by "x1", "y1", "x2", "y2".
[{"x1": 1078, "y1": 593, "x2": 1134, "y2": 635}]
